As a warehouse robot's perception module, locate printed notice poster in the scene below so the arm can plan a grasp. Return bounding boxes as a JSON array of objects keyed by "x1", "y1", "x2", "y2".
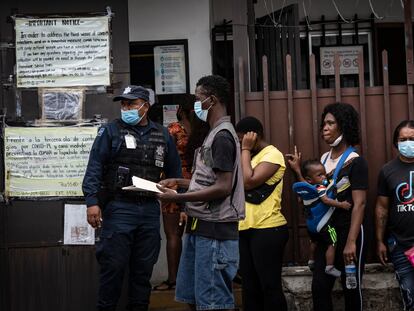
[
  {"x1": 4, "y1": 127, "x2": 97, "y2": 197},
  {"x1": 163, "y1": 105, "x2": 179, "y2": 127},
  {"x1": 320, "y1": 46, "x2": 363, "y2": 75},
  {"x1": 154, "y1": 45, "x2": 186, "y2": 94},
  {"x1": 15, "y1": 17, "x2": 110, "y2": 87},
  {"x1": 64, "y1": 204, "x2": 95, "y2": 245}
]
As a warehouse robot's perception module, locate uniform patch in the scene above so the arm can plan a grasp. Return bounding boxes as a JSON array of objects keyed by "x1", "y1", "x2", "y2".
[
  {"x1": 97, "y1": 127, "x2": 106, "y2": 137},
  {"x1": 155, "y1": 145, "x2": 165, "y2": 167}
]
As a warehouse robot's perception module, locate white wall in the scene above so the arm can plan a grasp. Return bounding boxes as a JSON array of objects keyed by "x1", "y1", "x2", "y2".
[
  {"x1": 212, "y1": 0, "x2": 408, "y2": 26},
  {"x1": 128, "y1": 0, "x2": 212, "y2": 94}
]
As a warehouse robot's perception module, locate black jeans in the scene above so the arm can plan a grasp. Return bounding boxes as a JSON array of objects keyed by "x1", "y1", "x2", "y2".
[
  {"x1": 312, "y1": 224, "x2": 366, "y2": 311},
  {"x1": 239, "y1": 225, "x2": 289, "y2": 311}
]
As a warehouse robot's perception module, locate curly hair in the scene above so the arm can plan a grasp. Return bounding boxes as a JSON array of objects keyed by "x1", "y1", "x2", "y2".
[
  {"x1": 196, "y1": 75, "x2": 230, "y2": 107},
  {"x1": 235, "y1": 116, "x2": 264, "y2": 138},
  {"x1": 393, "y1": 120, "x2": 414, "y2": 148},
  {"x1": 320, "y1": 102, "x2": 360, "y2": 146}
]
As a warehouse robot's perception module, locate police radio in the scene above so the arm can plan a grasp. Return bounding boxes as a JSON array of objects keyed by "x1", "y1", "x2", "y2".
[{"x1": 116, "y1": 166, "x2": 130, "y2": 189}]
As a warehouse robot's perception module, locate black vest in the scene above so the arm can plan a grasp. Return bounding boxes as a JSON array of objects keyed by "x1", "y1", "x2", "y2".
[{"x1": 104, "y1": 120, "x2": 167, "y2": 198}]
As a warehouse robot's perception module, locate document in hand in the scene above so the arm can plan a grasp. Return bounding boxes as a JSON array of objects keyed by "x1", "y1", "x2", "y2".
[{"x1": 122, "y1": 176, "x2": 176, "y2": 193}]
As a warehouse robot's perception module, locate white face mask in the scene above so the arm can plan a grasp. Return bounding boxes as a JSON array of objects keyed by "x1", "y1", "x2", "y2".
[
  {"x1": 330, "y1": 134, "x2": 343, "y2": 147},
  {"x1": 193, "y1": 97, "x2": 212, "y2": 122}
]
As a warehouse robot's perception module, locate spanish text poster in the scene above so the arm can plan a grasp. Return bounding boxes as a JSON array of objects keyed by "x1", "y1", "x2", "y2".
[
  {"x1": 4, "y1": 126, "x2": 97, "y2": 197},
  {"x1": 163, "y1": 105, "x2": 179, "y2": 127},
  {"x1": 154, "y1": 45, "x2": 186, "y2": 94},
  {"x1": 15, "y1": 16, "x2": 110, "y2": 87},
  {"x1": 64, "y1": 204, "x2": 95, "y2": 245}
]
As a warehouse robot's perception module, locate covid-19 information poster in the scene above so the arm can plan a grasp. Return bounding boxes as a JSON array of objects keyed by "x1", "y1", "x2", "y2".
[
  {"x1": 15, "y1": 16, "x2": 110, "y2": 88},
  {"x1": 154, "y1": 45, "x2": 187, "y2": 95},
  {"x1": 4, "y1": 127, "x2": 97, "y2": 197}
]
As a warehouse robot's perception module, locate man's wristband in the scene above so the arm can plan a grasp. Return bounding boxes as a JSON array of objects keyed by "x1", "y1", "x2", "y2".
[{"x1": 242, "y1": 148, "x2": 251, "y2": 151}]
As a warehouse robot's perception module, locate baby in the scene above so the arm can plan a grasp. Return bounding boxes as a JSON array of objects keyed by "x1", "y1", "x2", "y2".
[{"x1": 301, "y1": 159, "x2": 351, "y2": 278}]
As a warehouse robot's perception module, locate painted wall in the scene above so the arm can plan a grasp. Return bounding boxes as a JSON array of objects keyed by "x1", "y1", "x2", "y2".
[{"x1": 128, "y1": 0, "x2": 212, "y2": 94}]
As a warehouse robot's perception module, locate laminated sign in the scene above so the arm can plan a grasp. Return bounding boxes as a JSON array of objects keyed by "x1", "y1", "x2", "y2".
[
  {"x1": 15, "y1": 16, "x2": 110, "y2": 87},
  {"x1": 4, "y1": 127, "x2": 97, "y2": 197},
  {"x1": 320, "y1": 46, "x2": 363, "y2": 76}
]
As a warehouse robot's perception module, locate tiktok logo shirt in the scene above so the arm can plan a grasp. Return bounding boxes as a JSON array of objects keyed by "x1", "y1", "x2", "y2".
[
  {"x1": 378, "y1": 158, "x2": 414, "y2": 245},
  {"x1": 396, "y1": 171, "x2": 414, "y2": 212}
]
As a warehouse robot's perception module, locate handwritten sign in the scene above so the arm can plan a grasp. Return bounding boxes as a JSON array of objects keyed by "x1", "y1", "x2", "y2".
[
  {"x1": 320, "y1": 46, "x2": 363, "y2": 75},
  {"x1": 15, "y1": 17, "x2": 110, "y2": 87},
  {"x1": 4, "y1": 127, "x2": 97, "y2": 197}
]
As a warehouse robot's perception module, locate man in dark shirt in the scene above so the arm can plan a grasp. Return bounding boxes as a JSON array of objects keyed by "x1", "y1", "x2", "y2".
[
  {"x1": 157, "y1": 75, "x2": 245, "y2": 311},
  {"x1": 82, "y1": 85, "x2": 181, "y2": 311},
  {"x1": 376, "y1": 120, "x2": 414, "y2": 310}
]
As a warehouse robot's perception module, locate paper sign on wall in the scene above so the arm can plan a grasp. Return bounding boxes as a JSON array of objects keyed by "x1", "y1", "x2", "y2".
[
  {"x1": 163, "y1": 105, "x2": 178, "y2": 127},
  {"x1": 64, "y1": 204, "x2": 95, "y2": 245},
  {"x1": 4, "y1": 126, "x2": 97, "y2": 197},
  {"x1": 15, "y1": 16, "x2": 110, "y2": 87},
  {"x1": 154, "y1": 45, "x2": 186, "y2": 94},
  {"x1": 320, "y1": 46, "x2": 363, "y2": 75}
]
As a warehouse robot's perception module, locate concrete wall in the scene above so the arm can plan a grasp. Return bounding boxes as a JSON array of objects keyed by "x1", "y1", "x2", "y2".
[
  {"x1": 128, "y1": 0, "x2": 212, "y2": 94},
  {"x1": 283, "y1": 264, "x2": 403, "y2": 311}
]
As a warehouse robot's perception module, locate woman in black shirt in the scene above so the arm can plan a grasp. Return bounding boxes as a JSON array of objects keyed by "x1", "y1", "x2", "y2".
[{"x1": 287, "y1": 102, "x2": 368, "y2": 311}]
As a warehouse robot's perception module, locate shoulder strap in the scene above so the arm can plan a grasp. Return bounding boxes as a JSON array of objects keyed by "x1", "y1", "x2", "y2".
[
  {"x1": 322, "y1": 151, "x2": 330, "y2": 165},
  {"x1": 332, "y1": 146, "x2": 356, "y2": 186}
]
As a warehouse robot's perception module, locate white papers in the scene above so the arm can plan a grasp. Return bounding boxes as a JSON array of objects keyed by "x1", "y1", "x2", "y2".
[
  {"x1": 64, "y1": 204, "x2": 95, "y2": 245},
  {"x1": 123, "y1": 176, "x2": 162, "y2": 193},
  {"x1": 122, "y1": 176, "x2": 176, "y2": 194}
]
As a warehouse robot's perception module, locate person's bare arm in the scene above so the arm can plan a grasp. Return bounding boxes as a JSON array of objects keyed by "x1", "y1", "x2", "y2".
[
  {"x1": 343, "y1": 189, "x2": 366, "y2": 264},
  {"x1": 285, "y1": 145, "x2": 305, "y2": 182},
  {"x1": 159, "y1": 178, "x2": 190, "y2": 190},
  {"x1": 320, "y1": 196, "x2": 351, "y2": 210},
  {"x1": 375, "y1": 195, "x2": 390, "y2": 265}
]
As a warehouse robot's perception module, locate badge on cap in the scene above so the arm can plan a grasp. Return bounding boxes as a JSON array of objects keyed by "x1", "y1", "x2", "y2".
[{"x1": 123, "y1": 87, "x2": 131, "y2": 94}]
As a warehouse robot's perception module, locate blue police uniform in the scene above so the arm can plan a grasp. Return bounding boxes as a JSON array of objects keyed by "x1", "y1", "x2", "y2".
[{"x1": 83, "y1": 118, "x2": 181, "y2": 311}]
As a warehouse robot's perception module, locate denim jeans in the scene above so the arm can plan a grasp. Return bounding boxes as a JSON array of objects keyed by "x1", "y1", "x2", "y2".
[
  {"x1": 175, "y1": 234, "x2": 239, "y2": 310},
  {"x1": 389, "y1": 241, "x2": 414, "y2": 310}
]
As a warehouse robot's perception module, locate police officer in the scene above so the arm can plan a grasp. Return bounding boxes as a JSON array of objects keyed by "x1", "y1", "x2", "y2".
[{"x1": 83, "y1": 85, "x2": 181, "y2": 311}]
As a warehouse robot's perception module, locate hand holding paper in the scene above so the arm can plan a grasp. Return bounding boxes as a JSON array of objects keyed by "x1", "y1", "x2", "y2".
[{"x1": 122, "y1": 176, "x2": 177, "y2": 194}]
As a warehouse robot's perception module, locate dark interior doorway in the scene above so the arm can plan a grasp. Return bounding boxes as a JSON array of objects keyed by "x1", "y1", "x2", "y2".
[
  {"x1": 129, "y1": 39, "x2": 190, "y2": 124},
  {"x1": 375, "y1": 23, "x2": 407, "y2": 85}
]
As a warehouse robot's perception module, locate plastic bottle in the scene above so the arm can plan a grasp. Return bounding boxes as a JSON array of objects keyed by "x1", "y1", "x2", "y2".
[{"x1": 345, "y1": 262, "x2": 357, "y2": 289}]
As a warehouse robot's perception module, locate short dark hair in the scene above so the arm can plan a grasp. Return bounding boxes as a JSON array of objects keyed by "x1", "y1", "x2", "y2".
[
  {"x1": 320, "y1": 103, "x2": 360, "y2": 146},
  {"x1": 235, "y1": 116, "x2": 264, "y2": 138},
  {"x1": 301, "y1": 159, "x2": 323, "y2": 178},
  {"x1": 196, "y1": 75, "x2": 230, "y2": 107},
  {"x1": 393, "y1": 120, "x2": 414, "y2": 148}
]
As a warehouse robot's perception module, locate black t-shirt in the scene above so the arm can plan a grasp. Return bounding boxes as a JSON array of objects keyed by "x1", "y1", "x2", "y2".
[
  {"x1": 186, "y1": 129, "x2": 238, "y2": 240},
  {"x1": 211, "y1": 129, "x2": 236, "y2": 172},
  {"x1": 327, "y1": 156, "x2": 368, "y2": 231},
  {"x1": 377, "y1": 158, "x2": 414, "y2": 246}
]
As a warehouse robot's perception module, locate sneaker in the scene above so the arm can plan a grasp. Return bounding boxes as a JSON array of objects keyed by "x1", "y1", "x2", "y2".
[{"x1": 325, "y1": 265, "x2": 341, "y2": 278}]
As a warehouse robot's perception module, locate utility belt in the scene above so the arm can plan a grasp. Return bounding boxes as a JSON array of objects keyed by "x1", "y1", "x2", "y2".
[{"x1": 114, "y1": 193, "x2": 156, "y2": 204}]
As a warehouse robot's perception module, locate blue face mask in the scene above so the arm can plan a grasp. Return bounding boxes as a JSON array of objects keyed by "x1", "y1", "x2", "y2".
[
  {"x1": 398, "y1": 140, "x2": 414, "y2": 158},
  {"x1": 194, "y1": 97, "x2": 212, "y2": 122},
  {"x1": 121, "y1": 104, "x2": 145, "y2": 125}
]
